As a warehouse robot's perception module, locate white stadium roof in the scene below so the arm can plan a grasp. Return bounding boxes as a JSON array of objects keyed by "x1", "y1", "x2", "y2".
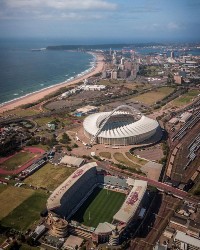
[
  {"x1": 47, "y1": 162, "x2": 97, "y2": 210},
  {"x1": 113, "y1": 180, "x2": 147, "y2": 224},
  {"x1": 83, "y1": 112, "x2": 159, "y2": 139}
]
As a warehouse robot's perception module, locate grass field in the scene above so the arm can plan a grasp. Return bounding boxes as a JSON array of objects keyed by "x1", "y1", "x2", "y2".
[
  {"x1": 125, "y1": 152, "x2": 148, "y2": 166},
  {"x1": 35, "y1": 117, "x2": 54, "y2": 126},
  {"x1": 172, "y1": 89, "x2": 200, "y2": 107},
  {"x1": 24, "y1": 163, "x2": 75, "y2": 190},
  {"x1": 1, "y1": 191, "x2": 48, "y2": 231},
  {"x1": 71, "y1": 187, "x2": 125, "y2": 228},
  {"x1": 0, "y1": 151, "x2": 35, "y2": 171},
  {"x1": 99, "y1": 152, "x2": 112, "y2": 159},
  {"x1": 0, "y1": 185, "x2": 8, "y2": 194},
  {"x1": 134, "y1": 87, "x2": 175, "y2": 105},
  {"x1": 0, "y1": 186, "x2": 34, "y2": 220},
  {"x1": 3, "y1": 108, "x2": 41, "y2": 118},
  {"x1": 113, "y1": 152, "x2": 140, "y2": 169}
]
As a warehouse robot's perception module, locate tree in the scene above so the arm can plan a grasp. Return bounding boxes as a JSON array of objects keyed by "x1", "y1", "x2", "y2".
[
  {"x1": 60, "y1": 133, "x2": 71, "y2": 144},
  {"x1": 66, "y1": 145, "x2": 72, "y2": 151},
  {"x1": 26, "y1": 237, "x2": 35, "y2": 246},
  {"x1": 17, "y1": 234, "x2": 26, "y2": 243},
  {"x1": 80, "y1": 247, "x2": 86, "y2": 250},
  {"x1": 48, "y1": 137, "x2": 57, "y2": 147},
  {"x1": 7, "y1": 241, "x2": 20, "y2": 250}
]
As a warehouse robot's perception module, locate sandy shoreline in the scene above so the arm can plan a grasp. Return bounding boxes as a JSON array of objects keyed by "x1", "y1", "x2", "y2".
[{"x1": 0, "y1": 52, "x2": 105, "y2": 114}]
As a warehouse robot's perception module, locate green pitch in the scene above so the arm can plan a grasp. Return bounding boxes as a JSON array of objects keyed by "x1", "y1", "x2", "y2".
[{"x1": 71, "y1": 187, "x2": 126, "y2": 228}]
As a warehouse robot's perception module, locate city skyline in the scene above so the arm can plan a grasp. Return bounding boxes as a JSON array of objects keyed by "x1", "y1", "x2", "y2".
[{"x1": 0, "y1": 0, "x2": 200, "y2": 43}]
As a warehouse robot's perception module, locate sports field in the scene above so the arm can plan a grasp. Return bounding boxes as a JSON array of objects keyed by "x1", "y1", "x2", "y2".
[
  {"x1": 134, "y1": 86, "x2": 175, "y2": 105},
  {"x1": 71, "y1": 187, "x2": 125, "y2": 228},
  {"x1": 24, "y1": 163, "x2": 75, "y2": 190},
  {"x1": 0, "y1": 186, "x2": 34, "y2": 220},
  {"x1": 1, "y1": 191, "x2": 48, "y2": 231},
  {"x1": 172, "y1": 89, "x2": 200, "y2": 107},
  {"x1": 0, "y1": 151, "x2": 35, "y2": 171}
]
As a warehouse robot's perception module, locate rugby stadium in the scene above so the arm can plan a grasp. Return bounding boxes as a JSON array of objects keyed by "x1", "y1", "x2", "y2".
[
  {"x1": 83, "y1": 105, "x2": 160, "y2": 146},
  {"x1": 46, "y1": 162, "x2": 147, "y2": 245}
]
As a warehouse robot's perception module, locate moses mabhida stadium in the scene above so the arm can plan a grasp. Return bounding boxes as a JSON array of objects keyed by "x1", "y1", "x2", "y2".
[{"x1": 83, "y1": 105, "x2": 161, "y2": 146}]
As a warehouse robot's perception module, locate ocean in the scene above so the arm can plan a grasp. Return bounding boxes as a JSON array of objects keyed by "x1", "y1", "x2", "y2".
[
  {"x1": 1, "y1": 39, "x2": 200, "y2": 106},
  {"x1": 0, "y1": 39, "x2": 95, "y2": 105}
]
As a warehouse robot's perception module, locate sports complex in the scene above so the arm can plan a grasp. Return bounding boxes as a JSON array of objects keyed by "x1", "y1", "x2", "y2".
[
  {"x1": 47, "y1": 162, "x2": 147, "y2": 245},
  {"x1": 83, "y1": 105, "x2": 160, "y2": 146},
  {"x1": 0, "y1": 147, "x2": 45, "y2": 175}
]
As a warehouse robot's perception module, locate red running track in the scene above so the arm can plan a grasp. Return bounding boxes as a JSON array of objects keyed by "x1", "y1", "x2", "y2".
[{"x1": 0, "y1": 147, "x2": 45, "y2": 175}]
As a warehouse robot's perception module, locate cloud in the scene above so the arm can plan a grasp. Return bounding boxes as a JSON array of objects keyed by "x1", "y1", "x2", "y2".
[
  {"x1": 0, "y1": 0, "x2": 117, "y2": 20},
  {"x1": 4, "y1": 0, "x2": 117, "y2": 10}
]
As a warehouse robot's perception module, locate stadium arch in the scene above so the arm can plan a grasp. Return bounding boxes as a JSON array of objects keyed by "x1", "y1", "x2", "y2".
[{"x1": 90, "y1": 105, "x2": 141, "y2": 145}]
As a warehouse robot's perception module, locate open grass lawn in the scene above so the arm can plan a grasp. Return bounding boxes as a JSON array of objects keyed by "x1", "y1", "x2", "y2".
[
  {"x1": 71, "y1": 187, "x2": 125, "y2": 228},
  {"x1": 0, "y1": 185, "x2": 8, "y2": 194},
  {"x1": 0, "y1": 236, "x2": 7, "y2": 245},
  {"x1": 1, "y1": 151, "x2": 35, "y2": 171},
  {"x1": 98, "y1": 79, "x2": 119, "y2": 86},
  {"x1": 24, "y1": 163, "x2": 75, "y2": 190},
  {"x1": 134, "y1": 87, "x2": 175, "y2": 105},
  {"x1": 113, "y1": 152, "x2": 140, "y2": 169},
  {"x1": 99, "y1": 152, "x2": 112, "y2": 159},
  {"x1": 35, "y1": 143, "x2": 50, "y2": 151},
  {"x1": 172, "y1": 89, "x2": 200, "y2": 107},
  {"x1": 1, "y1": 191, "x2": 48, "y2": 231},
  {"x1": 0, "y1": 186, "x2": 34, "y2": 220},
  {"x1": 35, "y1": 117, "x2": 54, "y2": 126},
  {"x1": 4, "y1": 108, "x2": 41, "y2": 118},
  {"x1": 125, "y1": 152, "x2": 148, "y2": 166}
]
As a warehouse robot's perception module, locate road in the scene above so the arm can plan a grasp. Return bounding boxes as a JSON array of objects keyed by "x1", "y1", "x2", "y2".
[{"x1": 97, "y1": 161, "x2": 200, "y2": 204}]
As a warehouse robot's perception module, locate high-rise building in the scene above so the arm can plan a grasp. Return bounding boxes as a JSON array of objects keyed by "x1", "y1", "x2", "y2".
[
  {"x1": 102, "y1": 71, "x2": 107, "y2": 79},
  {"x1": 124, "y1": 61, "x2": 132, "y2": 71},
  {"x1": 111, "y1": 70, "x2": 118, "y2": 79},
  {"x1": 120, "y1": 57, "x2": 125, "y2": 65}
]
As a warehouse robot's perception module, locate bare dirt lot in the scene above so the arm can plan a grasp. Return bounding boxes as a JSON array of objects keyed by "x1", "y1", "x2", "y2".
[{"x1": 134, "y1": 144, "x2": 164, "y2": 162}]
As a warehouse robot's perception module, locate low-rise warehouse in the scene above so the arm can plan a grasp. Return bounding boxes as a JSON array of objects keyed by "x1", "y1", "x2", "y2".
[{"x1": 60, "y1": 155, "x2": 85, "y2": 168}]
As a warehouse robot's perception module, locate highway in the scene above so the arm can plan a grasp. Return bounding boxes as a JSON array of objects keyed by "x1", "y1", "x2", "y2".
[{"x1": 97, "y1": 161, "x2": 200, "y2": 204}]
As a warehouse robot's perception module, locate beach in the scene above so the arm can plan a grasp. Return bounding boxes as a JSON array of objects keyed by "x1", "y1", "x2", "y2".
[{"x1": 0, "y1": 52, "x2": 105, "y2": 114}]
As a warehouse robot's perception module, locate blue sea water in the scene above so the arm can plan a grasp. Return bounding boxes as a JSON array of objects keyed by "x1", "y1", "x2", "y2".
[
  {"x1": 1, "y1": 39, "x2": 200, "y2": 105},
  {"x1": 0, "y1": 39, "x2": 95, "y2": 105}
]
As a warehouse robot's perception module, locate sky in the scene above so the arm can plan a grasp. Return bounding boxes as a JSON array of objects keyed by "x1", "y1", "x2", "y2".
[{"x1": 0, "y1": 0, "x2": 200, "y2": 43}]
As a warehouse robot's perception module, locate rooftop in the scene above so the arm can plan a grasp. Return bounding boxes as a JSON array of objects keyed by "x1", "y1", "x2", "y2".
[
  {"x1": 60, "y1": 155, "x2": 85, "y2": 167},
  {"x1": 113, "y1": 179, "x2": 147, "y2": 224},
  {"x1": 174, "y1": 230, "x2": 200, "y2": 248},
  {"x1": 47, "y1": 162, "x2": 97, "y2": 210}
]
